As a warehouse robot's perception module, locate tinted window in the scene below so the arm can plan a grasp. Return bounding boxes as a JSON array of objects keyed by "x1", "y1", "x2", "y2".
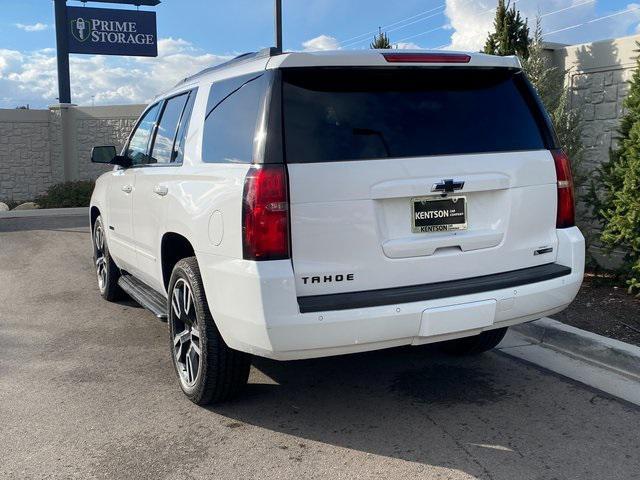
[
  {"x1": 150, "y1": 93, "x2": 190, "y2": 164},
  {"x1": 126, "y1": 103, "x2": 160, "y2": 165},
  {"x1": 207, "y1": 74, "x2": 260, "y2": 113},
  {"x1": 282, "y1": 68, "x2": 548, "y2": 163},
  {"x1": 202, "y1": 75, "x2": 269, "y2": 164},
  {"x1": 173, "y1": 90, "x2": 197, "y2": 164}
]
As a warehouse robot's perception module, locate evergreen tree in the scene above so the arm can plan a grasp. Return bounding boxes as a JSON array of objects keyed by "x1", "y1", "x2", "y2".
[
  {"x1": 370, "y1": 27, "x2": 392, "y2": 49},
  {"x1": 483, "y1": 0, "x2": 530, "y2": 59},
  {"x1": 524, "y1": 18, "x2": 584, "y2": 187},
  {"x1": 587, "y1": 44, "x2": 640, "y2": 294},
  {"x1": 484, "y1": 0, "x2": 507, "y2": 55},
  {"x1": 523, "y1": 18, "x2": 561, "y2": 111}
]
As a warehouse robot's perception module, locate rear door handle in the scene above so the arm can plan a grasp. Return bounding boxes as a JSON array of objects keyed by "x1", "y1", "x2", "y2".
[
  {"x1": 121, "y1": 184, "x2": 133, "y2": 194},
  {"x1": 153, "y1": 184, "x2": 168, "y2": 196}
]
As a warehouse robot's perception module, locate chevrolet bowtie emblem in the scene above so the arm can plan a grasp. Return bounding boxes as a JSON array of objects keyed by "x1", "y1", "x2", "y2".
[{"x1": 431, "y1": 179, "x2": 465, "y2": 193}]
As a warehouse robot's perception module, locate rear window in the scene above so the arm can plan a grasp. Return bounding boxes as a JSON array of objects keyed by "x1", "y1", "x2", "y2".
[
  {"x1": 282, "y1": 68, "x2": 549, "y2": 163},
  {"x1": 202, "y1": 74, "x2": 269, "y2": 164}
]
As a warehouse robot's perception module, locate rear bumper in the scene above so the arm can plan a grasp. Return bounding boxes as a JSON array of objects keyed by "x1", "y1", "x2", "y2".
[
  {"x1": 297, "y1": 263, "x2": 572, "y2": 313},
  {"x1": 199, "y1": 227, "x2": 584, "y2": 360}
]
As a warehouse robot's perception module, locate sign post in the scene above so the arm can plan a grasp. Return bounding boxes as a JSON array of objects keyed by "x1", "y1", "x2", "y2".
[
  {"x1": 274, "y1": 0, "x2": 282, "y2": 53},
  {"x1": 53, "y1": 0, "x2": 160, "y2": 104},
  {"x1": 54, "y1": 0, "x2": 71, "y2": 104}
]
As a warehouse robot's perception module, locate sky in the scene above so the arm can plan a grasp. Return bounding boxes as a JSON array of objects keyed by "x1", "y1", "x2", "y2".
[{"x1": 1, "y1": 0, "x2": 639, "y2": 108}]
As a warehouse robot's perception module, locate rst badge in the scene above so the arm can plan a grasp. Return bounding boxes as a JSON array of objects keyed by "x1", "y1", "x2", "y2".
[{"x1": 412, "y1": 196, "x2": 467, "y2": 233}]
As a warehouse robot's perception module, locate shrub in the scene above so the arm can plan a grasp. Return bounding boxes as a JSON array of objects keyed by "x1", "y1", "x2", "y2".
[
  {"x1": 524, "y1": 18, "x2": 585, "y2": 186},
  {"x1": 35, "y1": 180, "x2": 95, "y2": 209},
  {"x1": 587, "y1": 44, "x2": 640, "y2": 295}
]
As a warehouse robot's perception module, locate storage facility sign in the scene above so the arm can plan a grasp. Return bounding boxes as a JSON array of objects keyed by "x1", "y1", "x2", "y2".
[{"x1": 67, "y1": 6, "x2": 158, "y2": 57}]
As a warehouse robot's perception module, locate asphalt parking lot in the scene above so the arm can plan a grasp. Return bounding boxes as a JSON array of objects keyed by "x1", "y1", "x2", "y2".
[{"x1": 1, "y1": 216, "x2": 639, "y2": 480}]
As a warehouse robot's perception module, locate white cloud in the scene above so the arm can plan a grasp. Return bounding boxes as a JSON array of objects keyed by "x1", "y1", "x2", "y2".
[
  {"x1": 15, "y1": 22, "x2": 48, "y2": 32},
  {"x1": 444, "y1": 0, "x2": 495, "y2": 51},
  {"x1": 0, "y1": 49, "x2": 24, "y2": 76},
  {"x1": 444, "y1": 0, "x2": 640, "y2": 51},
  {"x1": 302, "y1": 34, "x2": 340, "y2": 51},
  {"x1": 156, "y1": 37, "x2": 196, "y2": 56},
  {"x1": 0, "y1": 38, "x2": 231, "y2": 108},
  {"x1": 395, "y1": 42, "x2": 424, "y2": 50}
]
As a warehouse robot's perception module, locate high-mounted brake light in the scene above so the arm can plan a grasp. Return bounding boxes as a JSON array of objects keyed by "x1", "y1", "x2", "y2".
[
  {"x1": 382, "y1": 53, "x2": 471, "y2": 64},
  {"x1": 242, "y1": 165, "x2": 290, "y2": 260},
  {"x1": 552, "y1": 149, "x2": 575, "y2": 229}
]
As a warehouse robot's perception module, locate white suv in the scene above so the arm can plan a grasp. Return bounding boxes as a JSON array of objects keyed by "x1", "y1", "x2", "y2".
[{"x1": 90, "y1": 49, "x2": 584, "y2": 404}]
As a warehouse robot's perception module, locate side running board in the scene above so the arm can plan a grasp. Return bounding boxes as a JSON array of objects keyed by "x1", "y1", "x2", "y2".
[{"x1": 118, "y1": 273, "x2": 168, "y2": 321}]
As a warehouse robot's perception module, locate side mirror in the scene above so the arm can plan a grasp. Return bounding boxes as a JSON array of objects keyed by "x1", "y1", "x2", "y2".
[
  {"x1": 91, "y1": 146, "x2": 117, "y2": 164},
  {"x1": 91, "y1": 146, "x2": 132, "y2": 169}
]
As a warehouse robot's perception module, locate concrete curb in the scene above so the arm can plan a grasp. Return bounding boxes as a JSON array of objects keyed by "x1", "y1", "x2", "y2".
[
  {"x1": 513, "y1": 318, "x2": 640, "y2": 381},
  {"x1": 0, "y1": 207, "x2": 89, "y2": 219}
]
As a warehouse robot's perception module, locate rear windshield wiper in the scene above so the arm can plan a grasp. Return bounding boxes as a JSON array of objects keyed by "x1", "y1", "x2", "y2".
[{"x1": 352, "y1": 128, "x2": 391, "y2": 157}]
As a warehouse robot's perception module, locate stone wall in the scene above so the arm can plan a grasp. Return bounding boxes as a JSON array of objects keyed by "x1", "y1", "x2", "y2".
[
  {"x1": 548, "y1": 34, "x2": 640, "y2": 176},
  {"x1": 0, "y1": 104, "x2": 144, "y2": 202},
  {"x1": 0, "y1": 109, "x2": 53, "y2": 202},
  {"x1": 572, "y1": 69, "x2": 630, "y2": 174},
  {"x1": 73, "y1": 106, "x2": 143, "y2": 182}
]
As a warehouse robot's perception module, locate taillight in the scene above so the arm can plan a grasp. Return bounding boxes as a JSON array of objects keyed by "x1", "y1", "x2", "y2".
[
  {"x1": 242, "y1": 164, "x2": 290, "y2": 260},
  {"x1": 552, "y1": 149, "x2": 575, "y2": 228},
  {"x1": 382, "y1": 53, "x2": 471, "y2": 64}
]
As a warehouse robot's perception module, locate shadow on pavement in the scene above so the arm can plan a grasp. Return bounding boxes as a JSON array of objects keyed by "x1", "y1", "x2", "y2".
[{"x1": 209, "y1": 345, "x2": 640, "y2": 478}]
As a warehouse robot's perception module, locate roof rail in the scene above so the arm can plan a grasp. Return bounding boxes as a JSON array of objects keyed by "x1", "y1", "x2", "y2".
[{"x1": 176, "y1": 47, "x2": 281, "y2": 86}]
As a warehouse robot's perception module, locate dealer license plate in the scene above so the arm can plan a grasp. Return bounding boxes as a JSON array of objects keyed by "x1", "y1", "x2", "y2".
[{"x1": 411, "y1": 196, "x2": 467, "y2": 233}]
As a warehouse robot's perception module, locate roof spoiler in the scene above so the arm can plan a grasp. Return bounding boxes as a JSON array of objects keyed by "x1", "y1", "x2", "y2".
[{"x1": 176, "y1": 47, "x2": 282, "y2": 86}]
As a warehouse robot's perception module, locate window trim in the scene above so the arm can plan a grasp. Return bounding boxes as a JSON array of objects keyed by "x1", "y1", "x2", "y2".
[
  {"x1": 259, "y1": 70, "x2": 283, "y2": 164},
  {"x1": 171, "y1": 87, "x2": 198, "y2": 166}
]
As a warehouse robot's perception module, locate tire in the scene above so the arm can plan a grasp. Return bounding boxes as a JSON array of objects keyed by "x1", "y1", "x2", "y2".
[
  {"x1": 168, "y1": 257, "x2": 251, "y2": 405},
  {"x1": 440, "y1": 327, "x2": 508, "y2": 356},
  {"x1": 92, "y1": 215, "x2": 123, "y2": 301}
]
